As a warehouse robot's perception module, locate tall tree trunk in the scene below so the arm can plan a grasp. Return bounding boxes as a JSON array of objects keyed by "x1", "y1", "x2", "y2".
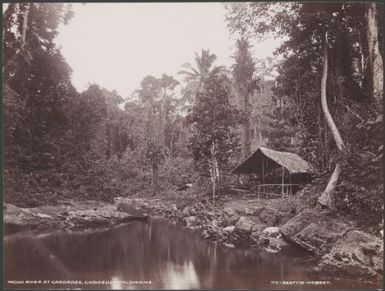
[
  {"x1": 318, "y1": 108, "x2": 324, "y2": 169},
  {"x1": 118, "y1": 121, "x2": 123, "y2": 154},
  {"x1": 160, "y1": 93, "x2": 166, "y2": 146},
  {"x1": 2, "y1": 3, "x2": 15, "y2": 43},
  {"x1": 152, "y1": 162, "x2": 159, "y2": 196},
  {"x1": 367, "y1": 2, "x2": 384, "y2": 110},
  {"x1": 146, "y1": 100, "x2": 160, "y2": 196},
  {"x1": 169, "y1": 136, "x2": 173, "y2": 159},
  {"x1": 243, "y1": 93, "x2": 251, "y2": 158},
  {"x1": 332, "y1": 30, "x2": 348, "y2": 102},
  {"x1": 21, "y1": 4, "x2": 30, "y2": 50},
  {"x1": 332, "y1": 29, "x2": 364, "y2": 102},
  {"x1": 211, "y1": 143, "x2": 219, "y2": 205},
  {"x1": 212, "y1": 164, "x2": 216, "y2": 205},
  {"x1": 254, "y1": 119, "x2": 262, "y2": 147},
  {"x1": 106, "y1": 123, "x2": 111, "y2": 159},
  {"x1": 358, "y1": 30, "x2": 365, "y2": 89},
  {"x1": 318, "y1": 39, "x2": 346, "y2": 209}
]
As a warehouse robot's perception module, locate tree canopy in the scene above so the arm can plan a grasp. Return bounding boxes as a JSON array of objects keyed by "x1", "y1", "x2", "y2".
[{"x1": 3, "y1": 2, "x2": 383, "y2": 229}]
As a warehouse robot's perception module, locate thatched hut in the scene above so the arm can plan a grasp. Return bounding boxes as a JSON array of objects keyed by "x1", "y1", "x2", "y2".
[{"x1": 233, "y1": 147, "x2": 314, "y2": 197}]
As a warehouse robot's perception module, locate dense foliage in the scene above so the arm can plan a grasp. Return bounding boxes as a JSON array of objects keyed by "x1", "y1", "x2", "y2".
[
  {"x1": 225, "y1": 2, "x2": 383, "y2": 229},
  {"x1": 3, "y1": 3, "x2": 383, "y2": 232},
  {"x1": 185, "y1": 73, "x2": 241, "y2": 195}
]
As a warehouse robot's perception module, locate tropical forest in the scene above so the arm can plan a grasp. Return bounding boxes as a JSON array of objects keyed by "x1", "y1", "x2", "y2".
[{"x1": 3, "y1": 2, "x2": 384, "y2": 290}]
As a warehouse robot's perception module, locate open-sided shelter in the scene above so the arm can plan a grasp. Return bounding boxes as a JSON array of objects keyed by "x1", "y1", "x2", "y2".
[{"x1": 233, "y1": 147, "x2": 314, "y2": 197}]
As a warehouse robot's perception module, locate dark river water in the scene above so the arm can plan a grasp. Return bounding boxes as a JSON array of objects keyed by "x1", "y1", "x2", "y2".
[{"x1": 3, "y1": 219, "x2": 380, "y2": 290}]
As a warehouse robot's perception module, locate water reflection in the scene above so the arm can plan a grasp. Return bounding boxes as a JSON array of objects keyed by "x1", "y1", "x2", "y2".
[
  {"x1": 162, "y1": 261, "x2": 199, "y2": 289},
  {"x1": 3, "y1": 219, "x2": 370, "y2": 290},
  {"x1": 110, "y1": 276, "x2": 122, "y2": 290}
]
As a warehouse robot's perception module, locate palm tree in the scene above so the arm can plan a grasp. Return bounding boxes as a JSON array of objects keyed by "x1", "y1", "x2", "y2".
[{"x1": 178, "y1": 49, "x2": 226, "y2": 104}]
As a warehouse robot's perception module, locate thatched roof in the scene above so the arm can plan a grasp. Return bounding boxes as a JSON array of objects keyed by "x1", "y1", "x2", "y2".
[{"x1": 233, "y1": 147, "x2": 313, "y2": 175}]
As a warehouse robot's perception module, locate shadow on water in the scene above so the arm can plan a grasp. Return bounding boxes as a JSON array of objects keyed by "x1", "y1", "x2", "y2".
[{"x1": 3, "y1": 219, "x2": 377, "y2": 290}]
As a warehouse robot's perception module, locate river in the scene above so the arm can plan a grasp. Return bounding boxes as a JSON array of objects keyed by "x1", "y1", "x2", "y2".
[{"x1": 3, "y1": 219, "x2": 376, "y2": 290}]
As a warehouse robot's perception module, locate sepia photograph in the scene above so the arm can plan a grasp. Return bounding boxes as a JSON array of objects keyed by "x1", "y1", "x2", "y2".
[{"x1": 2, "y1": 1, "x2": 384, "y2": 290}]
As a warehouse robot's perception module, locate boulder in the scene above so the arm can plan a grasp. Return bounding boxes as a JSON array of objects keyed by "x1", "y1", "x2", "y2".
[
  {"x1": 189, "y1": 207, "x2": 197, "y2": 216},
  {"x1": 235, "y1": 216, "x2": 255, "y2": 233},
  {"x1": 115, "y1": 197, "x2": 155, "y2": 214},
  {"x1": 251, "y1": 225, "x2": 289, "y2": 251},
  {"x1": 184, "y1": 216, "x2": 197, "y2": 228},
  {"x1": 262, "y1": 226, "x2": 280, "y2": 237},
  {"x1": 182, "y1": 207, "x2": 191, "y2": 217},
  {"x1": 244, "y1": 207, "x2": 255, "y2": 215},
  {"x1": 182, "y1": 205, "x2": 200, "y2": 217},
  {"x1": 4, "y1": 203, "x2": 41, "y2": 234},
  {"x1": 260, "y1": 227, "x2": 289, "y2": 252},
  {"x1": 222, "y1": 207, "x2": 240, "y2": 225},
  {"x1": 207, "y1": 211, "x2": 215, "y2": 217},
  {"x1": 223, "y1": 242, "x2": 235, "y2": 248},
  {"x1": 117, "y1": 203, "x2": 145, "y2": 216},
  {"x1": 204, "y1": 222, "x2": 224, "y2": 241},
  {"x1": 258, "y1": 207, "x2": 282, "y2": 226},
  {"x1": 267, "y1": 237, "x2": 289, "y2": 250},
  {"x1": 211, "y1": 219, "x2": 219, "y2": 227},
  {"x1": 250, "y1": 224, "x2": 266, "y2": 242},
  {"x1": 280, "y1": 209, "x2": 319, "y2": 236},
  {"x1": 223, "y1": 225, "x2": 235, "y2": 234},
  {"x1": 223, "y1": 206, "x2": 237, "y2": 216},
  {"x1": 281, "y1": 209, "x2": 351, "y2": 255},
  {"x1": 320, "y1": 230, "x2": 383, "y2": 280}
]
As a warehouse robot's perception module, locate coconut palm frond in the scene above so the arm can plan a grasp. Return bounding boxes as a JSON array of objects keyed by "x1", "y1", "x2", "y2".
[
  {"x1": 180, "y1": 63, "x2": 200, "y2": 76},
  {"x1": 178, "y1": 49, "x2": 225, "y2": 106},
  {"x1": 177, "y1": 70, "x2": 197, "y2": 77}
]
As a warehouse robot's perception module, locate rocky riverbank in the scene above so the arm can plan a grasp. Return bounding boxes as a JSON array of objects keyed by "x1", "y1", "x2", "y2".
[
  {"x1": 115, "y1": 196, "x2": 295, "y2": 252},
  {"x1": 114, "y1": 196, "x2": 383, "y2": 284},
  {"x1": 3, "y1": 200, "x2": 146, "y2": 235},
  {"x1": 3, "y1": 195, "x2": 383, "y2": 285}
]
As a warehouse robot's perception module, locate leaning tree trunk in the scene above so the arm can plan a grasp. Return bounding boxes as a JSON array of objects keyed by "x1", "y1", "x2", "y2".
[
  {"x1": 318, "y1": 38, "x2": 346, "y2": 209},
  {"x1": 367, "y1": 2, "x2": 384, "y2": 111}
]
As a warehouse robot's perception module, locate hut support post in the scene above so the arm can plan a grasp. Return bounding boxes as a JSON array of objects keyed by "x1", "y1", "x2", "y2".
[
  {"x1": 262, "y1": 159, "x2": 265, "y2": 184},
  {"x1": 289, "y1": 175, "x2": 292, "y2": 196},
  {"x1": 258, "y1": 185, "x2": 260, "y2": 201},
  {"x1": 281, "y1": 166, "x2": 285, "y2": 199}
]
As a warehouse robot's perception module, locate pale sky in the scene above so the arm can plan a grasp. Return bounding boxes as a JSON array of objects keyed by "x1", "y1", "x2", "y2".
[{"x1": 53, "y1": 3, "x2": 282, "y2": 98}]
